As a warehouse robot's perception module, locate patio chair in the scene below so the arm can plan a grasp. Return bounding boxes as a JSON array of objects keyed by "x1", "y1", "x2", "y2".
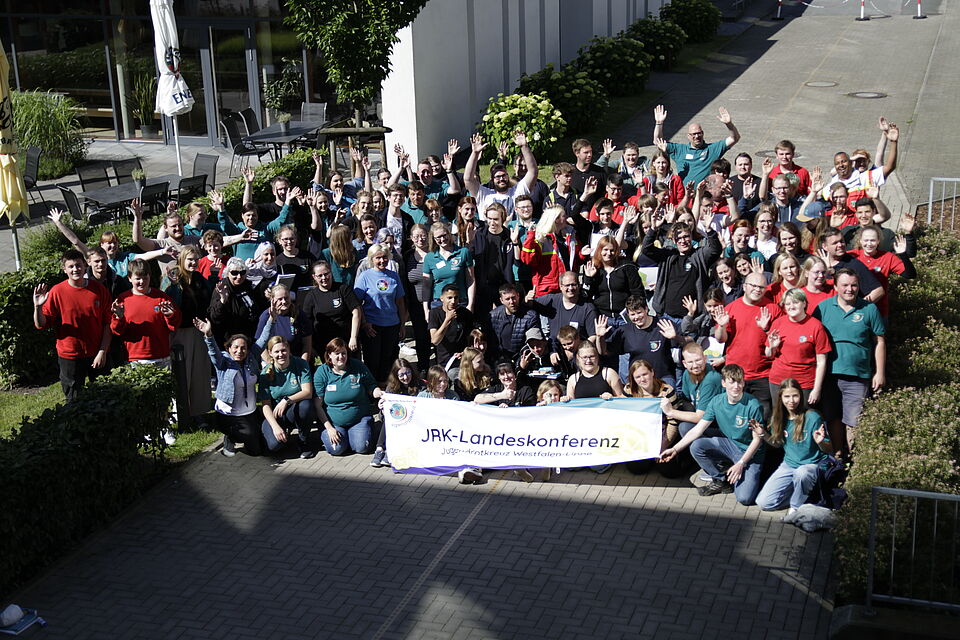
[
  {"x1": 139, "y1": 181, "x2": 170, "y2": 217},
  {"x1": 300, "y1": 102, "x2": 327, "y2": 123},
  {"x1": 192, "y1": 153, "x2": 219, "y2": 191},
  {"x1": 238, "y1": 107, "x2": 261, "y2": 136},
  {"x1": 174, "y1": 175, "x2": 208, "y2": 205},
  {"x1": 57, "y1": 185, "x2": 86, "y2": 222},
  {"x1": 76, "y1": 164, "x2": 111, "y2": 191},
  {"x1": 221, "y1": 114, "x2": 271, "y2": 177},
  {"x1": 112, "y1": 158, "x2": 143, "y2": 184},
  {"x1": 23, "y1": 146, "x2": 46, "y2": 208}
]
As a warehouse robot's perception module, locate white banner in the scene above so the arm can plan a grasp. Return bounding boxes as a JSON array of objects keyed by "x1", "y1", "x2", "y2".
[{"x1": 383, "y1": 394, "x2": 663, "y2": 474}]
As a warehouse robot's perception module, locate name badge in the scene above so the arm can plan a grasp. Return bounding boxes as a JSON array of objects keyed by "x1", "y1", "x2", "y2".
[
  {"x1": 326, "y1": 384, "x2": 337, "y2": 391},
  {"x1": 570, "y1": 321, "x2": 579, "y2": 329},
  {"x1": 435, "y1": 260, "x2": 446, "y2": 269}
]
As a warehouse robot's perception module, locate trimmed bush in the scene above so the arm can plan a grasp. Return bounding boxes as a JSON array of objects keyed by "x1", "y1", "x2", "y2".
[
  {"x1": 477, "y1": 92, "x2": 566, "y2": 164},
  {"x1": 0, "y1": 263, "x2": 61, "y2": 389},
  {"x1": 660, "y1": 0, "x2": 722, "y2": 43},
  {"x1": 516, "y1": 64, "x2": 608, "y2": 133},
  {"x1": 12, "y1": 91, "x2": 87, "y2": 179},
  {"x1": 0, "y1": 364, "x2": 173, "y2": 596},
  {"x1": 625, "y1": 18, "x2": 688, "y2": 70},
  {"x1": 573, "y1": 34, "x2": 653, "y2": 97},
  {"x1": 216, "y1": 148, "x2": 318, "y2": 212}
]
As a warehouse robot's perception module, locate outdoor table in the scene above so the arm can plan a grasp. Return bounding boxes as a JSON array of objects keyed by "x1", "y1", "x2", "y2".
[
  {"x1": 315, "y1": 125, "x2": 392, "y2": 173},
  {"x1": 243, "y1": 121, "x2": 323, "y2": 158},
  {"x1": 79, "y1": 173, "x2": 182, "y2": 209}
]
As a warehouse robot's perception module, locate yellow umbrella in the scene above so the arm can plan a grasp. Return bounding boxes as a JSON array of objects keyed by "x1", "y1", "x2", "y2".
[{"x1": 0, "y1": 39, "x2": 28, "y2": 268}]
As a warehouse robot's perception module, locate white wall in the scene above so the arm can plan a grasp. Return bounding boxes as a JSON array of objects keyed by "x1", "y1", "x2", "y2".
[{"x1": 382, "y1": 0, "x2": 664, "y2": 164}]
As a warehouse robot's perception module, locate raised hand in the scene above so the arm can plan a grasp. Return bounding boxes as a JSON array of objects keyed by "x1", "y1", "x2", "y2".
[
  {"x1": 602, "y1": 138, "x2": 615, "y2": 156},
  {"x1": 470, "y1": 133, "x2": 486, "y2": 155},
  {"x1": 584, "y1": 175, "x2": 599, "y2": 196},
  {"x1": 654, "y1": 137, "x2": 668, "y2": 153},
  {"x1": 513, "y1": 129, "x2": 528, "y2": 148},
  {"x1": 766, "y1": 328, "x2": 782, "y2": 351},
  {"x1": 193, "y1": 317, "x2": 213, "y2": 337},
  {"x1": 653, "y1": 104, "x2": 667, "y2": 124},
  {"x1": 893, "y1": 233, "x2": 908, "y2": 254},
  {"x1": 393, "y1": 143, "x2": 405, "y2": 159},
  {"x1": 582, "y1": 260, "x2": 597, "y2": 277},
  {"x1": 215, "y1": 281, "x2": 230, "y2": 305},
  {"x1": 682, "y1": 295, "x2": 698, "y2": 317},
  {"x1": 361, "y1": 155, "x2": 371, "y2": 173},
  {"x1": 447, "y1": 138, "x2": 461, "y2": 157},
  {"x1": 877, "y1": 116, "x2": 890, "y2": 132},
  {"x1": 32, "y1": 283, "x2": 49, "y2": 307},
  {"x1": 399, "y1": 153, "x2": 410, "y2": 170},
  {"x1": 350, "y1": 147, "x2": 362, "y2": 164},
  {"x1": 111, "y1": 298, "x2": 125, "y2": 319},
  {"x1": 886, "y1": 123, "x2": 899, "y2": 142},
  {"x1": 497, "y1": 140, "x2": 510, "y2": 160},
  {"x1": 241, "y1": 166, "x2": 255, "y2": 184},
  {"x1": 623, "y1": 205, "x2": 640, "y2": 225},
  {"x1": 711, "y1": 305, "x2": 730, "y2": 328},
  {"x1": 48, "y1": 208, "x2": 65, "y2": 225},
  {"x1": 166, "y1": 200, "x2": 178, "y2": 215},
  {"x1": 749, "y1": 419, "x2": 766, "y2": 438},
  {"x1": 719, "y1": 179, "x2": 733, "y2": 199},
  {"x1": 312, "y1": 150, "x2": 323, "y2": 167},
  {"x1": 594, "y1": 314, "x2": 609, "y2": 338},
  {"x1": 129, "y1": 198, "x2": 143, "y2": 219},
  {"x1": 830, "y1": 210, "x2": 846, "y2": 229},
  {"x1": 159, "y1": 300, "x2": 175, "y2": 317},
  {"x1": 762, "y1": 157, "x2": 774, "y2": 175},
  {"x1": 898, "y1": 211, "x2": 916, "y2": 235},
  {"x1": 657, "y1": 318, "x2": 677, "y2": 340},
  {"x1": 287, "y1": 186, "x2": 304, "y2": 203},
  {"x1": 811, "y1": 166, "x2": 824, "y2": 192},
  {"x1": 755, "y1": 307, "x2": 772, "y2": 331},
  {"x1": 717, "y1": 106, "x2": 732, "y2": 125},
  {"x1": 742, "y1": 176, "x2": 757, "y2": 199},
  {"x1": 865, "y1": 186, "x2": 880, "y2": 199},
  {"x1": 509, "y1": 224, "x2": 521, "y2": 244},
  {"x1": 208, "y1": 189, "x2": 225, "y2": 210},
  {"x1": 442, "y1": 153, "x2": 454, "y2": 174},
  {"x1": 751, "y1": 257, "x2": 765, "y2": 274}
]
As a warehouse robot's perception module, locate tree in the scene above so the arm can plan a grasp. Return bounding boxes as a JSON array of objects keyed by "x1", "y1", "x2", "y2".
[{"x1": 285, "y1": 0, "x2": 428, "y2": 119}]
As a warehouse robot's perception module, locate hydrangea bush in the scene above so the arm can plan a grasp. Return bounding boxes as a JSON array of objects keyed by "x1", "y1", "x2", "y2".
[
  {"x1": 625, "y1": 18, "x2": 688, "y2": 70},
  {"x1": 516, "y1": 64, "x2": 608, "y2": 132},
  {"x1": 573, "y1": 34, "x2": 653, "y2": 97},
  {"x1": 659, "y1": 0, "x2": 722, "y2": 43},
  {"x1": 478, "y1": 92, "x2": 566, "y2": 163}
]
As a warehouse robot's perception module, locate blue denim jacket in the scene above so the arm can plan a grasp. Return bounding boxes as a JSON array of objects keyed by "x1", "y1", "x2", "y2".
[{"x1": 204, "y1": 318, "x2": 273, "y2": 405}]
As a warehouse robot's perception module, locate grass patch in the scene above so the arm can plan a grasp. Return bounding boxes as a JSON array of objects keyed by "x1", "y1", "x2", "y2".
[
  {"x1": 0, "y1": 384, "x2": 61, "y2": 439},
  {"x1": 673, "y1": 35, "x2": 734, "y2": 73},
  {"x1": 165, "y1": 428, "x2": 222, "y2": 462}
]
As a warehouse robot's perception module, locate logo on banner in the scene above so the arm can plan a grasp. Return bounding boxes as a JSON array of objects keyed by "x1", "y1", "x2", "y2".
[{"x1": 389, "y1": 403, "x2": 412, "y2": 425}]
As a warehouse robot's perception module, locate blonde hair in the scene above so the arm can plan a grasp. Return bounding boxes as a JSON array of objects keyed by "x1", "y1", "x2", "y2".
[
  {"x1": 262, "y1": 336, "x2": 290, "y2": 382},
  {"x1": 176, "y1": 245, "x2": 202, "y2": 285},
  {"x1": 457, "y1": 347, "x2": 491, "y2": 394},
  {"x1": 535, "y1": 206, "x2": 565, "y2": 243},
  {"x1": 328, "y1": 225, "x2": 356, "y2": 268}
]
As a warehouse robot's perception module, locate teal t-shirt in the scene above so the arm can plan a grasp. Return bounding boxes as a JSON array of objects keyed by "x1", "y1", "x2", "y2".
[
  {"x1": 423, "y1": 247, "x2": 474, "y2": 300},
  {"x1": 321, "y1": 247, "x2": 361, "y2": 288},
  {"x1": 258, "y1": 356, "x2": 311, "y2": 402},
  {"x1": 313, "y1": 358, "x2": 376, "y2": 426},
  {"x1": 782, "y1": 410, "x2": 829, "y2": 468},
  {"x1": 401, "y1": 201, "x2": 430, "y2": 225},
  {"x1": 667, "y1": 139, "x2": 728, "y2": 184},
  {"x1": 681, "y1": 369, "x2": 723, "y2": 410},
  {"x1": 109, "y1": 252, "x2": 136, "y2": 278},
  {"x1": 701, "y1": 391, "x2": 765, "y2": 460},
  {"x1": 815, "y1": 297, "x2": 885, "y2": 379}
]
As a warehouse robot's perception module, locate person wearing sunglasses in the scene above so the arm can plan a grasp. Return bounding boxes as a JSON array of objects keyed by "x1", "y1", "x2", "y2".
[{"x1": 208, "y1": 257, "x2": 264, "y2": 348}]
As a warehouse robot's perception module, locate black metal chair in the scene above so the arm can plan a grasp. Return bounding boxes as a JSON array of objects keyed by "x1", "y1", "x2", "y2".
[
  {"x1": 112, "y1": 158, "x2": 143, "y2": 184},
  {"x1": 23, "y1": 146, "x2": 46, "y2": 209},
  {"x1": 76, "y1": 164, "x2": 111, "y2": 191},
  {"x1": 57, "y1": 185, "x2": 86, "y2": 222},
  {"x1": 192, "y1": 153, "x2": 219, "y2": 191},
  {"x1": 300, "y1": 101, "x2": 327, "y2": 123},
  {"x1": 174, "y1": 175, "x2": 207, "y2": 205},
  {"x1": 238, "y1": 107, "x2": 261, "y2": 136},
  {"x1": 222, "y1": 114, "x2": 271, "y2": 176},
  {"x1": 139, "y1": 181, "x2": 170, "y2": 217}
]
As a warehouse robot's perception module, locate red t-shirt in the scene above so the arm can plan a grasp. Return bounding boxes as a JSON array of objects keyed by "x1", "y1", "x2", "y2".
[
  {"x1": 587, "y1": 198, "x2": 626, "y2": 224},
  {"x1": 849, "y1": 249, "x2": 905, "y2": 316},
  {"x1": 768, "y1": 314, "x2": 831, "y2": 388},
  {"x1": 767, "y1": 280, "x2": 803, "y2": 305},
  {"x1": 40, "y1": 279, "x2": 111, "y2": 359},
  {"x1": 802, "y1": 288, "x2": 835, "y2": 315},
  {"x1": 638, "y1": 175, "x2": 686, "y2": 206},
  {"x1": 110, "y1": 289, "x2": 181, "y2": 360},
  {"x1": 198, "y1": 256, "x2": 223, "y2": 281},
  {"x1": 723, "y1": 297, "x2": 783, "y2": 380},
  {"x1": 769, "y1": 164, "x2": 812, "y2": 197}
]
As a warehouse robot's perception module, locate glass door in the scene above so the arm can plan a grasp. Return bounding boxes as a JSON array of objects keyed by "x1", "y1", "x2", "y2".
[{"x1": 209, "y1": 25, "x2": 257, "y2": 138}]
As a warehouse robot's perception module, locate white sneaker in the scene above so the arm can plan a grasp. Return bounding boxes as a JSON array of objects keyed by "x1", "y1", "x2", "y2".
[
  {"x1": 221, "y1": 436, "x2": 236, "y2": 457},
  {"x1": 162, "y1": 429, "x2": 177, "y2": 446},
  {"x1": 458, "y1": 468, "x2": 482, "y2": 484}
]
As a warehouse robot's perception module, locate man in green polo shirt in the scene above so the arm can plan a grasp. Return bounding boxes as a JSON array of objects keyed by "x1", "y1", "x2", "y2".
[{"x1": 814, "y1": 267, "x2": 886, "y2": 458}]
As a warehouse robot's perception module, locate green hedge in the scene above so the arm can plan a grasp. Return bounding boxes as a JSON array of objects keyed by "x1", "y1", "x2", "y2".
[
  {"x1": 0, "y1": 364, "x2": 173, "y2": 597},
  {"x1": 216, "y1": 148, "x2": 317, "y2": 212},
  {"x1": 625, "y1": 18, "x2": 688, "y2": 71},
  {"x1": 515, "y1": 64, "x2": 608, "y2": 132},
  {"x1": 573, "y1": 34, "x2": 653, "y2": 97},
  {"x1": 834, "y1": 228, "x2": 960, "y2": 603},
  {"x1": 659, "y1": 0, "x2": 722, "y2": 44}
]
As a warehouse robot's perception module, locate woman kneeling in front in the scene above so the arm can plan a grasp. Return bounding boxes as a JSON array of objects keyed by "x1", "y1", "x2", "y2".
[{"x1": 313, "y1": 337, "x2": 383, "y2": 456}]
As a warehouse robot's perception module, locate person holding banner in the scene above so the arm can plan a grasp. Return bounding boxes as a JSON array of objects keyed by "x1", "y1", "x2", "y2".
[
  {"x1": 371, "y1": 359, "x2": 425, "y2": 468},
  {"x1": 452, "y1": 347, "x2": 492, "y2": 402},
  {"x1": 475, "y1": 361, "x2": 535, "y2": 408},
  {"x1": 624, "y1": 359, "x2": 683, "y2": 478},
  {"x1": 313, "y1": 338, "x2": 383, "y2": 457},
  {"x1": 659, "y1": 364, "x2": 766, "y2": 504},
  {"x1": 566, "y1": 341, "x2": 623, "y2": 401}
]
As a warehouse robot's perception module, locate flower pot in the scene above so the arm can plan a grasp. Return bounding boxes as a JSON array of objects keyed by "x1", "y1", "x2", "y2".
[
  {"x1": 139, "y1": 125, "x2": 155, "y2": 138},
  {"x1": 280, "y1": 122, "x2": 290, "y2": 134},
  {"x1": 133, "y1": 178, "x2": 144, "y2": 191}
]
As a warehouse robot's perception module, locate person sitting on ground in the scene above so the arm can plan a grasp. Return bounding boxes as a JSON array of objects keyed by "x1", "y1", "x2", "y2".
[
  {"x1": 371, "y1": 358, "x2": 424, "y2": 468},
  {"x1": 653, "y1": 104, "x2": 741, "y2": 185},
  {"x1": 623, "y1": 359, "x2": 684, "y2": 478},
  {"x1": 475, "y1": 360, "x2": 535, "y2": 408},
  {"x1": 259, "y1": 336, "x2": 317, "y2": 459},
  {"x1": 452, "y1": 346, "x2": 492, "y2": 401},
  {"x1": 755, "y1": 378, "x2": 833, "y2": 514},
  {"x1": 33, "y1": 249, "x2": 112, "y2": 400},
  {"x1": 661, "y1": 341, "x2": 725, "y2": 438},
  {"x1": 312, "y1": 337, "x2": 383, "y2": 457},
  {"x1": 659, "y1": 364, "x2": 766, "y2": 505},
  {"x1": 196, "y1": 315, "x2": 274, "y2": 457}
]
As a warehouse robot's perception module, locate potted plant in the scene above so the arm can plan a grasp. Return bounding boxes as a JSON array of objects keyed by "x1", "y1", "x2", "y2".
[
  {"x1": 130, "y1": 74, "x2": 157, "y2": 138},
  {"x1": 261, "y1": 58, "x2": 303, "y2": 123},
  {"x1": 131, "y1": 168, "x2": 146, "y2": 191},
  {"x1": 276, "y1": 111, "x2": 292, "y2": 133}
]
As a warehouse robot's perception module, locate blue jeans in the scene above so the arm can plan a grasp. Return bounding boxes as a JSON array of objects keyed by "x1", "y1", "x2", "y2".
[
  {"x1": 321, "y1": 415, "x2": 374, "y2": 456},
  {"x1": 679, "y1": 420, "x2": 721, "y2": 438},
  {"x1": 689, "y1": 436, "x2": 763, "y2": 505},
  {"x1": 261, "y1": 399, "x2": 316, "y2": 452},
  {"x1": 756, "y1": 462, "x2": 819, "y2": 510}
]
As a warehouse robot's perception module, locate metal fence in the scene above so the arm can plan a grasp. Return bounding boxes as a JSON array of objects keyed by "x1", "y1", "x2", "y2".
[
  {"x1": 866, "y1": 486, "x2": 960, "y2": 612},
  {"x1": 925, "y1": 177, "x2": 960, "y2": 229}
]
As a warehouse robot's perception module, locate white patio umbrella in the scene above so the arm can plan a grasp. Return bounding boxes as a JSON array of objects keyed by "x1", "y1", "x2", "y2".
[{"x1": 150, "y1": 0, "x2": 194, "y2": 176}]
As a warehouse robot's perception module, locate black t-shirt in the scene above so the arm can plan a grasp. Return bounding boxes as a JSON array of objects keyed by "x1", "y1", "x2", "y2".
[
  {"x1": 477, "y1": 382, "x2": 535, "y2": 407},
  {"x1": 605, "y1": 319, "x2": 676, "y2": 380},
  {"x1": 662, "y1": 254, "x2": 697, "y2": 317},
  {"x1": 570, "y1": 164, "x2": 605, "y2": 195},
  {"x1": 299, "y1": 284, "x2": 361, "y2": 344},
  {"x1": 531, "y1": 293, "x2": 597, "y2": 342},
  {"x1": 428, "y1": 305, "x2": 474, "y2": 367},
  {"x1": 276, "y1": 250, "x2": 316, "y2": 291}
]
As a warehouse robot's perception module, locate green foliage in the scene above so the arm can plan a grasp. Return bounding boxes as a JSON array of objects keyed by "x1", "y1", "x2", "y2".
[
  {"x1": 834, "y1": 384, "x2": 960, "y2": 602},
  {"x1": 625, "y1": 18, "x2": 688, "y2": 70},
  {"x1": 515, "y1": 64, "x2": 608, "y2": 133},
  {"x1": 285, "y1": 0, "x2": 427, "y2": 111},
  {"x1": 0, "y1": 364, "x2": 173, "y2": 596},
  {"x1": 659, "y1": 0, "x2": 722, "y2": 43},
  {"x1": 573, "y1": 34, "x2": 653, "y2": 97},
  {"x1": 478, "y1": 93, "x2": 566, "y2": 164},
  {"x1": 262, "y1": 58, "x2": 304, "y2": 114},
  {"x1": 216, "y1": 148, "x2": 319, "y2": 212},
  {"x1": 11, "y1": 91, "x2": 87, "y2": 179},
  {"x1": 0, "y1": 263, "x2": 61, "y2": 389},
  {"x1": 129, "y1": 74, "x2": 157, "y2": 126}
]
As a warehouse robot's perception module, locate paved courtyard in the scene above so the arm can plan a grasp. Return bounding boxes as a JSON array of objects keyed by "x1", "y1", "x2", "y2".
[{"x1": 15, "y1": 451, "x2": 833, "y2": 639}]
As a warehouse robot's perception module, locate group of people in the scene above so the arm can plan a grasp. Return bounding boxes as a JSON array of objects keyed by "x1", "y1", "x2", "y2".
[{"x1": 34, "y1": 104, "x2": 917, "y2": 513}]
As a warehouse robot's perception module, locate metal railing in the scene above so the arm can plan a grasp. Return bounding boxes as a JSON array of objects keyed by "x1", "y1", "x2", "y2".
[
  {"x1": 866, "y1": 486, "x2": 960, "y2": 612},
  {"x1": 926, "y1": 177, "x2": 960, "y2": 228}
]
